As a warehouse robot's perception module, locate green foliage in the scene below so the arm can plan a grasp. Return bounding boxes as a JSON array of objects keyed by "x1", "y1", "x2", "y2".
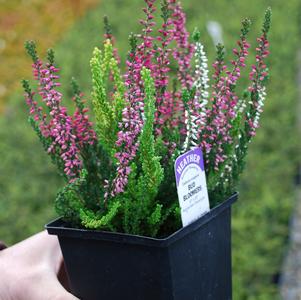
[
  {"x1": 21, "y1": 79, "x2": 32, "y2": 95},
  {"x1": 109, "y1": 55, "x2": 126, "y2": 124},
  {"x1": 241, "y1": 18, "x2": 252, "y2": 37},
  {"x1": 192, "y1": 27, "x2": 201, "y2": 43},
  {"x1": 181, "y1": 87, "x2": 197, "y2": 152},
  {"x1": 139, "y1": 68, "x2": 164, "y2": 199},
  {"x1": 24, "y1": 40, "x2": 38, "y2": 63},
  {"x1": 161, "y1": 0, "x2": 171, "y2": 23},
  {"x1": 90, "y1": 46, "x2": 114, "y2": 153},
  {"x1": 133, "y1": 68, "x2": 165, "y2": 236},
  {"x1": 47, "y1": 48, "x2": 55, "y2": 65},
  {"x1": 263, "y1": 7, "x2": 272, "y2": 34},
  {"x1": 70, "y1": 78, "x2": 112, "y2": 217},
  {"x1": 71, "y1": 77, "x2": 85, "y2": 111},
  {"x1": 55, "y1": 169, "x2": 87, "y2": 225},
  {"x1": 80, "y1": 200, "x2": 121, "y2": 231},
  {"x1": 103, "y1": 15, "x2": 113, "y2": 38}
]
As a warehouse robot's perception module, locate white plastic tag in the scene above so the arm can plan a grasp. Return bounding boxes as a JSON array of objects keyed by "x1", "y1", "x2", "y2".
[{"x1": 174, "y1": 148, "x2": 210, "y2": 227}]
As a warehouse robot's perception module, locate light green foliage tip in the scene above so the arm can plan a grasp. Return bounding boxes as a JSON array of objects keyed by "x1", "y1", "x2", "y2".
[{"x1": 90, "y1": 39, "x2": 125, "y2": 158}]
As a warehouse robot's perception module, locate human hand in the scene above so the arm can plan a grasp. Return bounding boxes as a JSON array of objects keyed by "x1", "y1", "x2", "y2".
[{"x1": 0, "y1": 231, "x2": 78, "y2": 300}]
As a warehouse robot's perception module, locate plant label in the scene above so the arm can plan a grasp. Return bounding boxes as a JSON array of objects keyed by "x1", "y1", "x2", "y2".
[{"x1": 175, "y1": 147, "x2": 210, "y2": 227}]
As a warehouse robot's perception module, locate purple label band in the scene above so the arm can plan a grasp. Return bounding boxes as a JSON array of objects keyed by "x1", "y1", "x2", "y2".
[{"x1": 174, "y1": 147, "x2": 205, "y2": 186}]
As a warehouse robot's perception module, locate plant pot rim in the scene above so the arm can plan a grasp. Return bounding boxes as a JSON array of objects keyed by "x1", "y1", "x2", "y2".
[{"x1": 46, "y1": 192, "x2": 238, "y2": 248}]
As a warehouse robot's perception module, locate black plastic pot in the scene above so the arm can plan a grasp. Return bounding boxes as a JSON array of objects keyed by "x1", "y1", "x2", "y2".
[{"x1": 46, "y1": 193, "x2": 237, "y2": 300}]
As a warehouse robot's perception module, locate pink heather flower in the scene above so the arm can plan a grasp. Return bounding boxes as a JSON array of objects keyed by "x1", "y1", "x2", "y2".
[
  {"x1": 24, "y1": 65, "x2": 50, "y2": 136},
  {"x1": 152, "y1": 5, "x2": 174, "y2": 135},
  {"x1": 72, "y1": 93, "x2": 97, "y2": 147},
  {"x1": 111, "y1": 0, "x2": 161, "y2": 196},
  {"x1": 167, "y1": 0, "x2": 195, "y2": 138},
  {"x1": 112, "y1": 105, "x2": 142, "y2": 196},
  {"x1": 152, "y1": 14, "x2": 174, "y2": 135},
  {"x1": 204, "y1": 34, "x2": 250, "y2": 170},
  {"x1": 246, "y1": 33, "x2": 270, "y2": 137},
  {"x1": 119, "y1": 0, "x2": 195, "y2": 149},
  {"x1": 32, "y1": 60, "x2": 82, "y2": 180},
  {"x1": 168, "y1": 0, "x2": 194, "y2": 89},
  {"x1": 112, "y1": 43, "x2": 145, "y2": 196},
  {"x1": 25, "y1": 59, "x2": 52, "y2": 138}
]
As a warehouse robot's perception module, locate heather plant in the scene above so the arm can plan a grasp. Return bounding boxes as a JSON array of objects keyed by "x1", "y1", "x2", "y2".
[{"x1": 22, "y1": 0, "x2": 271, "y2": 237}]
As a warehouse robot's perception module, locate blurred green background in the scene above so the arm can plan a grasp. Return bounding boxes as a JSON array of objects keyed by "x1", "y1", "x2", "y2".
[{"x1": 0, "y1": 0, "x2": 300, "y2": 299}]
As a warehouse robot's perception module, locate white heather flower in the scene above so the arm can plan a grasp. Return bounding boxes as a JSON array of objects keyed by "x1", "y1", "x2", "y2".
[
  {"x1": 193, "y1": 41, "x2": 209, "y2": 118},
  {"x1": 235, "y1": 98, "x2": 247, "y2": 114},
  {"x1": 182, "y1": 41, "x2": 210, "y2": 153},
  {"x1": 253, "y1": 86, "x2": 266, "y2": 128}
]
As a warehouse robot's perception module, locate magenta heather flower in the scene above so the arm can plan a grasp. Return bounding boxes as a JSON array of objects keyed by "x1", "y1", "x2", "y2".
[{"x1": 203, "y1": 19, "x2": 251, "y2": 170}]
